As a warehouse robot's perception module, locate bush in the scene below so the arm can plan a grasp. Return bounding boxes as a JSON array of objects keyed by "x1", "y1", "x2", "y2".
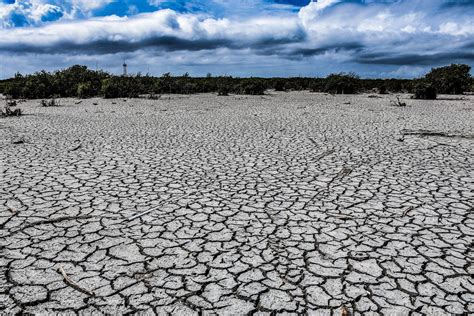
[
  {"x1": 414, "y1": 83, "x2": 437, "y2": 100},
  {"x1": 217, "y1": 76, "x2": 233, "y2": 96},
  {"x1": 310, "y1": 79, "x2": 325, "y2": 92},
  {"x1": 101, "y1": 78, "x2": 122, "y2": 98},
  {"x1": 3, "y1": 80, "x2": 22, "y2": 99},
  {"x1": 274, "y1": 79, "x2": 287, "y2": 92},
  {"x1": 2, "y1": 65, "x2": 452, "y2": 99},
  {"x1": 181, "y1": 82, "x2": 198, "y2": 94},
  {"x1": 425, "y1": 64, "x2": 471, "y2": 95},
  {"x1": 323, "y1": 73, "x2": 360, "y2": 94},
  {"x1": 77, "y1": 82, "x2": 94, "y2": 98},
  {"x1": 217, "y1": 85, "x2": 230, "y2": 96},
  {"x1": 101, "y1": 77, "x2": 139, "y2": 98},
  {"x1": 154, "y1": 73, "x2": 177, "y2": 94},
  {"x1": 237, "y1": 79, "x2": 266, "y2": 95}
]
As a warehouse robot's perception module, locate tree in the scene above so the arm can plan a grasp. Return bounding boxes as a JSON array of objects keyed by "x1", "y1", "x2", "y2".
[{"x1": 425, "y1": 64, "x2": 471, "y2": 95}]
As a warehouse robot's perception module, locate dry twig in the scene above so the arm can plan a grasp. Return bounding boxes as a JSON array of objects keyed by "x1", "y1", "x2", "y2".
[
  {"x1": 70, "y1": 144, "x2": 82, "y2": 152},
  {"x1": 390, "y1": 96, "x2": 407, "y2": 107},
  {"x1": 57, "y1": 266, "x2": 94, "y2": 296},
  {"x1": 402, "y1": 206, "x2": 415, "y2": 217},
  {"x1": 329, "y1": 213, "x2": 358, "y2": 220},
  {"x1": 337, "y1": 167, "x2": 353, "y2": 178},
  {"x1": 12, "y1": 139, "x2": 25, "y2": 144},
  {"x1": 22, "y1": 215, "x2": 92, "y2": 229},
  {"x1": 401, "y1": 129, "x2": 474, "y2": 139}
]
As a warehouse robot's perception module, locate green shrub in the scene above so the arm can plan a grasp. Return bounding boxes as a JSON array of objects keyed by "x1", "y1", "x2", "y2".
[
  {"x1": 77, "y1": 82, "x2": 94, "y2": 98},
  {"x1": 425, "y1": 64, "x2": 471, "y2": 95},
  {"x1": 414, "y1": 83, "x2": 437, "y2": 100},
  {"x1": 2, "y1": 65, "x2": 450, "y2": 99},
  {"x1": 274, "y1": 79, "x2": 287, "y2": 91},
  {"x1": 217, "y1": 85, "x2": 230, "y2": 96},
  {"x1": 217, "y1": 76, "x2": 232, "y2": 96},
  {"x1": 310, "y1": 79, "x2": 325, "y2": 92},
  {"x1": 154, "y1": 73, "x2": 176, "y2": 94},
  {"x1": 237, "y1": 79, "x2": 266, "y2": 95},
  {"x1": 101, "y1": 77, "x2": 139, "y2": 98},
  {"x1": 3, "y1": 80, "x2": 22, "y2": 99},
  {"x1": 324, "y1": 73, "x2": 360, "y2": 94},
  {"x1": 180, "y1": 81, "x2": 198, "y2": 94},
  {"x1": 101, "y1": 78, "x2": 122, "y2": 98}
]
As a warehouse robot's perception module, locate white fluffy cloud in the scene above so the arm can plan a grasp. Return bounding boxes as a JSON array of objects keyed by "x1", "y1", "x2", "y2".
[
  {"x1": 0, "y1": 0, "x2": 115, "y2": 27},
  {"x1": 0, "y1": 1, "x2": 63, "y2": 27},
  {"x1": 70, "y1": 0, "x2": 113, "y2": 11},
  {"x1": 0, "y1": 9, "x2": 305, "y2": 53}
]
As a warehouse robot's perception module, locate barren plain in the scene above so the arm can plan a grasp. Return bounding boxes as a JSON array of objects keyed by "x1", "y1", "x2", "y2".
[{"x1": 1, "y1": 92, "x2": 473, "y2": 314}]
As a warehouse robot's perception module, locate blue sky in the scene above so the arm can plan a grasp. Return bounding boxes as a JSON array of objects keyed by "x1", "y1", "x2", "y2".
[{"x1": 0, "y1": 0, "x2": 473, "y2": 78}]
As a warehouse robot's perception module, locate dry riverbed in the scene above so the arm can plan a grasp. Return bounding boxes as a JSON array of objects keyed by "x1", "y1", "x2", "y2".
[{"x1": 1, "y1": 92, "x2": 473, "y2": 314}]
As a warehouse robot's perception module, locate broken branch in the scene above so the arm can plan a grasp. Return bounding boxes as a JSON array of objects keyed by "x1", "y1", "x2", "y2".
[{"x1": 57, "y1": 266, "x2": 94, "y2": 296}]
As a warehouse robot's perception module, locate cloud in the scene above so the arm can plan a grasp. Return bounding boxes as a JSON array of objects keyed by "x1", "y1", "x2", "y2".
[
  {"x1": 0, "y1": 9, "x2": 306, "y2": 54},
  {"x1": 0, "y1": 0, "x2": 118, "y2": 28},
  {"x1": 298, "y1": 0, "x2": 474, "y2": 65},
  {"x1": 70, "y1": 0, "x2": 113, "y2": 11},
  {"x1": 0, "y1": 0, "x2": 473, "y2": 78},
  {"x1": 148, "y1": 0, "x2": 311, "y2": 15},
  {"x1": 0, "y1": 1, "x2": 65, "y2": 27},
  {"x1": 355, "y1": 52, "x2": 474, "y2": 66}
]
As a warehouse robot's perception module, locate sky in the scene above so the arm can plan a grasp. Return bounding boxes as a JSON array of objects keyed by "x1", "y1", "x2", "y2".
[{"x1": 0, "y1": 0, "x2": 473, "y2": 78}]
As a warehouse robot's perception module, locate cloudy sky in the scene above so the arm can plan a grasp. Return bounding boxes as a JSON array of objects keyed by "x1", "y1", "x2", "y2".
[{"x1": 0, "y1": 0, "x2": 473, "y2": 78}]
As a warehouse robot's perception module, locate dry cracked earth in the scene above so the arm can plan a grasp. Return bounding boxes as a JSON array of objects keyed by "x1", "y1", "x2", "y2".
[{"x1": 0, "y1": 92, "x2": 473, "y2": 315}]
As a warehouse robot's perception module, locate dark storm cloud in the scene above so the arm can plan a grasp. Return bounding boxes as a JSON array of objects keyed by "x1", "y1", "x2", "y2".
[
  {"x1": 288, "y1": 42, "x2": 365, "y2": 57},
  {"x1": 355, "y1": 51, "x2": 474, "y2": 65},
  {"x1": 463, "y1": 41, "x2": 474, "y2": 49},
  {"x1": 0, "y1": 37, "x2": 234, "y2": 55},
  {"x1": 0, "y1": 28, "x2": 306, "y2": 55}
]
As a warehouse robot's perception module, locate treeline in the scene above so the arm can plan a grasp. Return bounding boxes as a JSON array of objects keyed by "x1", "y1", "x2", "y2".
[{"x1": 0, "y1": 64, "x2": 472, "y2": 99}]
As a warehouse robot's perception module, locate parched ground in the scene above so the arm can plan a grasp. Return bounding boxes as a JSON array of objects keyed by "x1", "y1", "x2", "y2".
[{"x1": 0, "y1": 92, "x2": 473, "y2": 315}]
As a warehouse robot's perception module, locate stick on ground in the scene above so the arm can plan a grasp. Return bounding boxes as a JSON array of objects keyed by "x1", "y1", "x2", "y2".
[
  {"x1": 70, "y1": 144, "x2": 82, "y2": 151},
  {"x1": 57, "y1": 266, "x2": 94, "y2": 296},
  {"x1": 401, "y1": 129, "x2": 474, "y2": 139},
  {"x1": 402, "y1": 206, "x2": 415, "y2": 217}
]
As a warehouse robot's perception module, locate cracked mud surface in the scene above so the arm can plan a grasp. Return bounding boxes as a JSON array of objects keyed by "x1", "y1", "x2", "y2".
[{"x1": 1, "y1": 92, "x2": 473, "y2": 315}]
